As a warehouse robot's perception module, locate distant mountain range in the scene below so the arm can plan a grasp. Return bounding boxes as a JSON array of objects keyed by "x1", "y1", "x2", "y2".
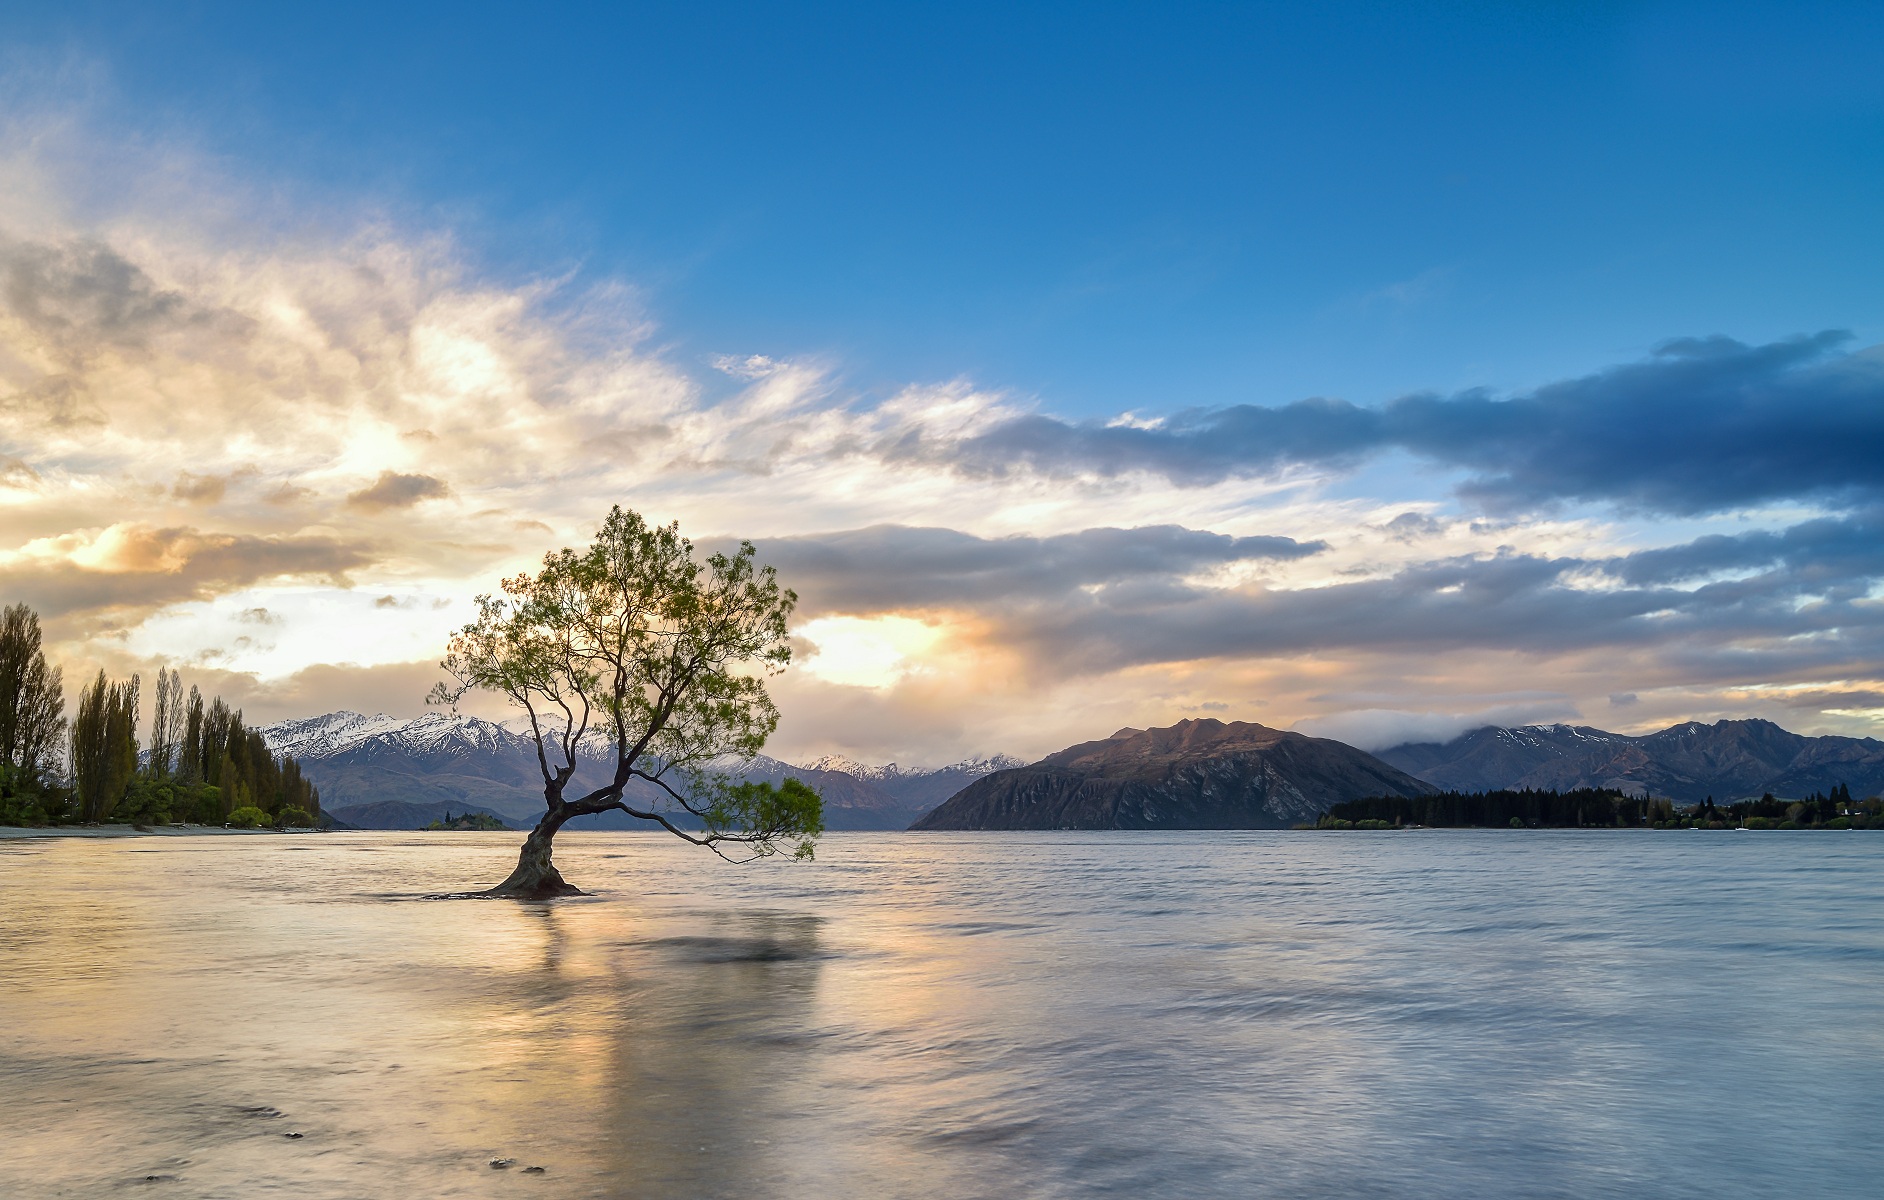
[
  {"x1": 799, "y1": 753, "x2": 1027, "y2": 811},
  {"x1": 1377, "y1": 719, "x2": 1884, "y2": 803},
  {"x1": 262, "y1": 710, "x2": 1884, "y2": 834},
  {"x1": 914, "y1": 719, "x2": 1434, "y2": 830},
  {"x1": 258, "y1": 711, "x2": 1020, "y2": 831}
]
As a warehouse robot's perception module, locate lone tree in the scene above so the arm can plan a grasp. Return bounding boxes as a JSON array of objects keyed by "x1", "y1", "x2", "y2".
[{"x1": 430, "y1": 506, "x2": 822, "y2": 898}]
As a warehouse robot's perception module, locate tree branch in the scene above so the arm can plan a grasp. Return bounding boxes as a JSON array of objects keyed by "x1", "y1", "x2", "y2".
[{"x1": 628, "y1": 766, "x2": 710, "y2": 816}]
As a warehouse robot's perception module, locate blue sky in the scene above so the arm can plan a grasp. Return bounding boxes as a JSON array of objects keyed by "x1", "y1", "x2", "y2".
[
  {"x1": 10, "y1": 1, "x2": 1883, "y2": 413},
  {"x1": 2, "y1": 2, "x2": 1882, "y2": 761}
]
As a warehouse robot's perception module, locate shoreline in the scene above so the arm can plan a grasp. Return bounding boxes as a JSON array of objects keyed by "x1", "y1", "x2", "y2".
[{"x1": 0, "y1": 824, "x2": 318, "y2": 840}]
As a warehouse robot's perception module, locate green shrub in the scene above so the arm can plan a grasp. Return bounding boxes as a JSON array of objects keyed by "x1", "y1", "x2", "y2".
[
  {"x1": 0, "y1": 795, "x2": 49, "y2": 825},
  {"x1": 1509, "y1": 816, "x2": 1525, "y2": 828},
  {"x1": 115, "y1": 777, "x2": 178, "y2": 826},
  {"x1": 189, "y1": 784, "x2": 224, "y2": 824},
  {"x1": 0, "y1": 763, "x2": 71, "y2": 826},
  {"x1": 275, "y1": 806, "x2": 316, "y2": 828},
  {"x1": 1826, "y1": 817, "x2": 1852, "y2": 829},
  {"x1": 1743, "y1": 816, "x2": 1775, "y2": 829},
  {"x1": 226, "y1": 805, "x2": 270, "y2": 829}
]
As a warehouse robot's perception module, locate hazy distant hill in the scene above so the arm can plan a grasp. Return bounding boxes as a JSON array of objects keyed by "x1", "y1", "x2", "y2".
[
  {"x1": 721, "y1": 756, "x2": 922, "y2": 830},
  {"x1": 260, "y1": 711, "x2": 1015, "y2": 831},
  {"x1": 913, "y1": 719, "x2": 1434, "y2": 830},
  {"x1": 1377, "y1": 719, "x2": 1884, "y2": 802},
  {"x1": 803, "y1": 753, "x2": 1027, "y2": 812}
]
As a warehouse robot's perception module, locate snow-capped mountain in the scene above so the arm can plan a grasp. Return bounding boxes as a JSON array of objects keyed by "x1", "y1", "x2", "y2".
[
  {"x1": 260, "y1": 711, "x2": 409, "y2": 759},
  {"x1": 259, "y1": 710, "x2": 1018, "y2": 830},
  {"x1": 804, "y1": 752, "x2": 1026, "y2": 782},
  {"x1": 262, "y1": 710, "x2": 531, "y2": 761},
  {"x1": 803, "y1": 753, "x2": 885, "y2": 780},
  {"x1": 258, "y1": 710, "x2": 574, "y2": 829}
]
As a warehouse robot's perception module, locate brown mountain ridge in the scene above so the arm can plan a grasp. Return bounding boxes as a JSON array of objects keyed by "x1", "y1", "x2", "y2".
[{"x1": 911, "y1": 719, "x2": 1435, "y2": 830}]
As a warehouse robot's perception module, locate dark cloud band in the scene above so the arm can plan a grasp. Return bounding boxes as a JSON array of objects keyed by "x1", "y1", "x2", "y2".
[
  {"x1": 734, "y1": 523, "x2": 1326, "y2": 614},
  {"x1": 740, "y1": 515, "x2": 1884, "y2": 687},
  {"x1": 914, "y1": 333, "x2": 1884, "y2": 516},
  {"x1": 0, "y1": 527, "x2": 372, "y2": 622}
]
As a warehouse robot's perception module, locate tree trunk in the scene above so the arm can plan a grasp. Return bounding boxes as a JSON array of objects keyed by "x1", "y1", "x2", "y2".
[{"x1": 484, "y1": 804, "x2": 583, "y2": 898}]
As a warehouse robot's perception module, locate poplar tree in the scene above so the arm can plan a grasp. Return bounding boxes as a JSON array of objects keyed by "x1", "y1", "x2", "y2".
[
  {"x1": 180, "y1": 685, "x2": 205, "y2": 782},
  {"x1": 148, "y1": 667, "x2": 186, "y2": 776},
  {"x1": 72, "y1": 671, "x2": 139, "y2": 822},
  {"x1": 12, "y1": 647, "x2": 318, "y2": 827},
  {"x1": 0, "y1": 604, "x2": 66, "y2": 789}
]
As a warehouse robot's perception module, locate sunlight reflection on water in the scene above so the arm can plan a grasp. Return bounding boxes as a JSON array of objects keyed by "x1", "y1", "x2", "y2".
[{"x1": 1, "y1": 830, "x2": 1880, "y2": 1198}]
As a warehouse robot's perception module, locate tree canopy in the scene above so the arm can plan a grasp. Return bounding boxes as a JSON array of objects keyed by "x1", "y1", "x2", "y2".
[{"x1": 433, "y1": 506, "x2": 822, "y2": 897}]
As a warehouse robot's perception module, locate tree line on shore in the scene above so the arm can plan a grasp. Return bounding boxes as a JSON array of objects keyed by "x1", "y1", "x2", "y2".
[
  {"x1": 426, "y1": 809, "x2": 509, "y2": 831},
  {"x1": 1315, "y1": 785, "x2": 1884, "y2": 829},
  {"x1": 0, "y1": 603, "x2": 320, "y2": 829}
]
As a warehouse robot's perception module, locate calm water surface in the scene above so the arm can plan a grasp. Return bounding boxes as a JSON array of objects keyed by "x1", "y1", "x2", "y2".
[{"x1": 1, "y1": 830, "x2": 1879, "y2": 1198}]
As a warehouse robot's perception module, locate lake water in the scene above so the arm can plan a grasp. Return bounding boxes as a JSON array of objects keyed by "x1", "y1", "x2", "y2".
[{"x1": 1, "y1": 830, "x2": 1879, "y2": 1199}]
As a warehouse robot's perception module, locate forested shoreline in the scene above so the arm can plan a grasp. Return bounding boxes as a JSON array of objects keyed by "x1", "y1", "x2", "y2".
[
  {"x1": 1316, "y1": 785, "x2": 1884, "y2": 830},
  {"x1": 0, "y1": 604, "x2": 320, "y2": 829}
]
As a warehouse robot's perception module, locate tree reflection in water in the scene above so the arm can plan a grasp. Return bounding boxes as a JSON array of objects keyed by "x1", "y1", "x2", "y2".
[{"x1": 592, "y1": 914, "x2": 828, "y2": 1196}]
